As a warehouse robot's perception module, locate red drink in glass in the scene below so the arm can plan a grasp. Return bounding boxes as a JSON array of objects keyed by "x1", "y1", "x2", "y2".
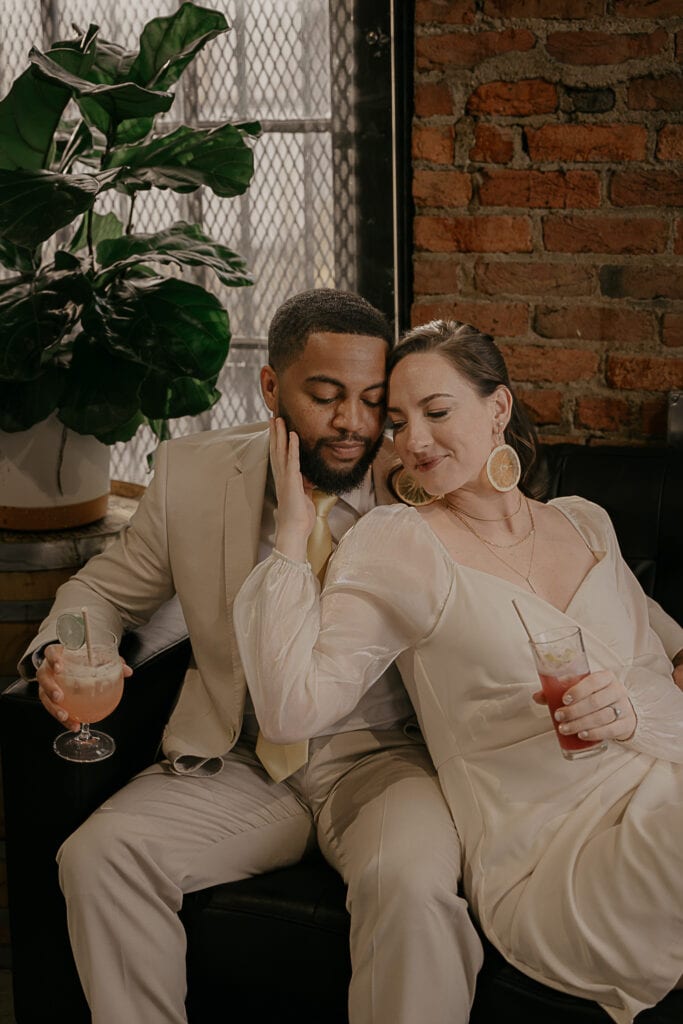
[
  {"x1": 538, "y1": 670, "x2": 602, "y2": 755},
  {"x1": 530, "y1": 626, "x2": 607, "y2": 761}
]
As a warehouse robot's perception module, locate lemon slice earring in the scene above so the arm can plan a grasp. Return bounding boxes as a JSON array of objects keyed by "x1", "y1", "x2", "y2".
[
  {"x1": 391, "y1": 467, "x2": 441, "y2": 507},
  {"x1": 486, "y1": 439, "x2": 521, "y2": 492}
]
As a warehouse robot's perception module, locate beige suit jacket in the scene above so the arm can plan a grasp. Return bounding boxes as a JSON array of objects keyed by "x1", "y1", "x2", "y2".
[{"x1": 23, "y1": 422, "x2": 398, "y2": 762}]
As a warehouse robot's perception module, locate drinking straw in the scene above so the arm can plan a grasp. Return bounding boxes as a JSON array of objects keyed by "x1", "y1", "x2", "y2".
[
  {"x1": 511, "y1": 598, "x2": 535, "y2": 644},
  {"x1": 81, "y1": 606, "x2": 94, "y2": 665}
]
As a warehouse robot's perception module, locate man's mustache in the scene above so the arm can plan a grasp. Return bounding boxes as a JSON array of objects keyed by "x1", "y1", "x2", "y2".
[{"x1": 315, "y1": 433, "x2": 373, "y2": 446}]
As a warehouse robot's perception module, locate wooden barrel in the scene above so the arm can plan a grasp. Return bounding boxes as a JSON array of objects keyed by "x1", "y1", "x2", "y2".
[{"x1": 0, "y1": 487, "x2": 141, "y2": 685}]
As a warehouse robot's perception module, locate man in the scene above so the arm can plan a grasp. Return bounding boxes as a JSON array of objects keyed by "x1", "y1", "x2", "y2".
[
  {"x1": 26, "y1": 290, "x2": 483, "y2": 1024},
  {"x1": 26, "y1": 289, "x2": 683, "y2": 1024}
]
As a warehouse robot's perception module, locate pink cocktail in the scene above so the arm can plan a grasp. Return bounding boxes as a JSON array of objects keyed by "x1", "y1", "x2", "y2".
[
  {"x1": 530, "y1": 627, "x2": 607, "y2": 761},
  {"x1": 53, "y1": 630, "x2": 124, "y2": 763},
  {"x1": 60, "y1": 649, "x2": 124, "y2": 723}
]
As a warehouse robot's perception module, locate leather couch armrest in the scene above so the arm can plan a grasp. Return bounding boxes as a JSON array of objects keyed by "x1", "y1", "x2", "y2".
[{"x1": 0, "y1": 596, "x2": 191, "y2": 1016}]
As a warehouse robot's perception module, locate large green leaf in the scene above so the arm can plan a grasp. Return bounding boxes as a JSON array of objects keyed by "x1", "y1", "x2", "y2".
[
  {"x1": 139, "y1": 373, "x2": 220, "y2": 419},
  {"x1": 0, "y1": 168, "x2": 99, "y2": 247},
  {"x1": 70, "y1": 210, "x2": 125, "y2": 253},
  {"x1": 0, "y1": 238, "x2": 37, "y2": 273},
  {"x1": 50, "y1": 24, "x2": 100, "y2": 60},
  {"x1": 55, "y1": 119, "x2": 94, "y2": 174},
  {"x1": 54, "y1": 31, "x2": 144, "y2": 144},
  {"x1": 111, "y1": 116, "x2": 155, "y2": 147},
  {"x1": 71, "y1": 33, "x2": 137, "y2": 85},
  {"x1": 53, "y1": 249, "x2": 82, "y2": 272},
  {"x1": 59, "y1": 335, "x2": 147, "y2": 441},
  {"x1": 92, "y1": 410, "x2": 147, "y2": 445},
  {"x1": 232, "y1": 121, "x2": 261, "y2": 138},
  {"x1": 130, "y1": 3, "x2": 230, "y2": 91},
  {"x1": 76, "y1": 96, "x2": 128, "y2": 139},
  {"x1": 96, "y1": 221, "x2": 252, "y2": 287},
  {"x1": 100, "y1": 277, "x2": 229, "y2": 379},
  {"x1": 0, "y1": 267, "x2": 91, "y2": 379},
  {"x1": 106, "y1": 123, "x2": 256, "y2": 197},
  {"x1": 0, "y1": 367, "x2": 66, "y2": 431},
  {"x1": 0, "y1": 69, "x2": 70, "y2": 171},
  {"x1": 0, "y1": 35, "x2": 104, "y2": 172},
  {"x1": 29, "y1": 49, "x2": 173, "y2": 132}
]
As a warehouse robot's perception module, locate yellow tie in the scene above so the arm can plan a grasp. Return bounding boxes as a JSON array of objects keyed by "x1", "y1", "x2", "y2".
[
  {"x1": 256, "y1": 490, "x2": 337, "y2": 783},
  {"x1": 306, "y1": 490, "x2": 338, "y2": 581}
]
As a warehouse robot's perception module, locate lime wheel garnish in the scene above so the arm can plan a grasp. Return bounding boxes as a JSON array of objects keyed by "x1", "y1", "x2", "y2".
[{"x1": 56, "y1": 612, "x2": 86, "y2": 650}]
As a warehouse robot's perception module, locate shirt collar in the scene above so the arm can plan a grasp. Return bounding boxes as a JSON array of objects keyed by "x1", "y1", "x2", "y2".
[{"x1": 265, "y1": 466, "x2": 375, "y2": 515}]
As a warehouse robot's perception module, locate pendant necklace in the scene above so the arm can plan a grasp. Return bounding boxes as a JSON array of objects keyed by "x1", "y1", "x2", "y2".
[{"x1": 445, "y1": 494, "x2": 538, "y2": 593}]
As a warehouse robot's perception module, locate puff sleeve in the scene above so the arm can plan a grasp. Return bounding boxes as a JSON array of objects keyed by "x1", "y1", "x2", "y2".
[
  {"x1": 233, "y1": 504, "x2": 452, "y2": 742},
  {"x1": 645, "y1": 596, "x2": 683, "y2": 664},
  {"x1": 598, "y1": 504, "x2": 683, "y2": 763}
]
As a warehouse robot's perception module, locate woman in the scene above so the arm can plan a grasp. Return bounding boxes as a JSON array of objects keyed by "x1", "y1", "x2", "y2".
[{"x1": 234, "y1": 321, "x2": 683, "y2": 1023}]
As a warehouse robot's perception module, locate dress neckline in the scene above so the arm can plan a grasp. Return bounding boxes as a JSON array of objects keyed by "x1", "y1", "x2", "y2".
[{"x1": 406, "y1": 496, "x2": 606, "y2": 616}]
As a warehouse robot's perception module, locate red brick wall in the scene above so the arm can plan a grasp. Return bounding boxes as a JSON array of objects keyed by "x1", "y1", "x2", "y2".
[{"x1": 411, "y1": 0, "x2": 683, "y2": 445}]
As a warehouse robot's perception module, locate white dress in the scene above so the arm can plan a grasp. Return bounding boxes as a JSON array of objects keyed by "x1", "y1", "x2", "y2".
[{"x1": 234, "y1": 497, "x2": 683, "y2": 1023}]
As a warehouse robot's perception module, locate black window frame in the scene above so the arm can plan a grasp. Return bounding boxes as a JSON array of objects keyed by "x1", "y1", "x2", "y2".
[{"x1": 354, "y1": 0, "x2": 414, "y2": 334}]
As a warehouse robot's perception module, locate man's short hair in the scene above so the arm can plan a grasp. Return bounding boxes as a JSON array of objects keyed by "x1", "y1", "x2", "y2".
[{"x1": 267, "y1": 289, "x2": 394, "y2": 371}]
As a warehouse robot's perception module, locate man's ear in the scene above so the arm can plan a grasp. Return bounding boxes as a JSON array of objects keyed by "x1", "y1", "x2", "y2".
[{"x1": 260, "y1": 365, "x2": 279, "y2": 415}]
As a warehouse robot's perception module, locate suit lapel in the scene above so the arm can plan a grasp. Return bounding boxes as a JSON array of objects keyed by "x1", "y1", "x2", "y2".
[
  {"x1": 223, "y1": 429, "x2": 269, "y2": 688},
  {"x1": 224, "y1": 429, "x2": 269, "y2": 605}
]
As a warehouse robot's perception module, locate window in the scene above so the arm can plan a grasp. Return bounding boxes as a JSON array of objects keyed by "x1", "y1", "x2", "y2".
[{"x1": 1, "y1": 0, "x2": 410, "y2": 482}]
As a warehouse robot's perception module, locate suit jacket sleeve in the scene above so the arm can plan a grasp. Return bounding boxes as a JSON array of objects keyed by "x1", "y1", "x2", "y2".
[{"x1": 20, "y1": 441, "x2": 176, "y2": 679}]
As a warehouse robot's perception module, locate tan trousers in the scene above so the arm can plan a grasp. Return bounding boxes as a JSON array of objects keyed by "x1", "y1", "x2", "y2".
[{"x1": 57, "y1": 727, "x2": 483, "y2": 1024}]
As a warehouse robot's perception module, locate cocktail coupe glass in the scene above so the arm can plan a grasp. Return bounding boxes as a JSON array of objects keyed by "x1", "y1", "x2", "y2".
[{"x1": 52, "y1": 612, "x2": 124, "y2": 763}]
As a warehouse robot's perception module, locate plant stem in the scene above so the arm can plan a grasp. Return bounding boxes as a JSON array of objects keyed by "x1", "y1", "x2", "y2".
[
  {"x1": 56, "y1": 423, "x2": 68, "y2": 496},
  {"x1": 86, "y1": 209, "x2": 94, "y2": 269},
  {"x1": 125, "y1": 194, "x2": 137, "y2": 235},
  {"x1": 58, "y1": 121, "x2": 85, "y2": 174}
]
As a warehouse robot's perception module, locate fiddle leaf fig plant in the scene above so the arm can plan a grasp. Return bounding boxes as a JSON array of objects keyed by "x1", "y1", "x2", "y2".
[{"x1": 0, "y1": 2, "x2": 258, "y2": 444}]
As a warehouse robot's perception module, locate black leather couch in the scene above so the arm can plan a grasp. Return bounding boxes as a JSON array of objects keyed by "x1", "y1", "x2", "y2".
[{"x1": 2, "y1": 443, "x2": 682, "y2": 1024}]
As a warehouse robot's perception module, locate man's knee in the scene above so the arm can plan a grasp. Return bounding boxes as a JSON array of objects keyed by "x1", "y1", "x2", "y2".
[
  {"x1": 349, "y1": 838, "x2": 461, "y2": 915},
  {"x1": 58, "y1": 811, "x2": 136, "y2": 895}
]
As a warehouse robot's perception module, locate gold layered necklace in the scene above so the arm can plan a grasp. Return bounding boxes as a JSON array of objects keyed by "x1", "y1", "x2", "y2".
[
  {"x1": 444, "y1": 494, "x2": 538, "y2": 593},
  {"x1": 448, "y1": 490, "x2": 523, "y2": 523}
]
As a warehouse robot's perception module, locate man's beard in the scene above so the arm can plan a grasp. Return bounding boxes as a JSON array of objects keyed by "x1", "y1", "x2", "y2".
[{"x1": 279, "y1": 407, "x2": 384, "y2": 495}]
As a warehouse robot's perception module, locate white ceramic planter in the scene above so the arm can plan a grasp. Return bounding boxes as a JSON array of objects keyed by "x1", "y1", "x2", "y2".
[{"x1": 0, "y1": 414, "x2": 110, "y2": 530}]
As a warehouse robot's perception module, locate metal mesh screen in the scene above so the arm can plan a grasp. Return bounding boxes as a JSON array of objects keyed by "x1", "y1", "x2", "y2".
[
  {"x1": 1, "y1": 1, "x2": 43, "y2": 81},
  {"x1": 0, "y1": 0, "x2": 358, "y2": 483}
]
